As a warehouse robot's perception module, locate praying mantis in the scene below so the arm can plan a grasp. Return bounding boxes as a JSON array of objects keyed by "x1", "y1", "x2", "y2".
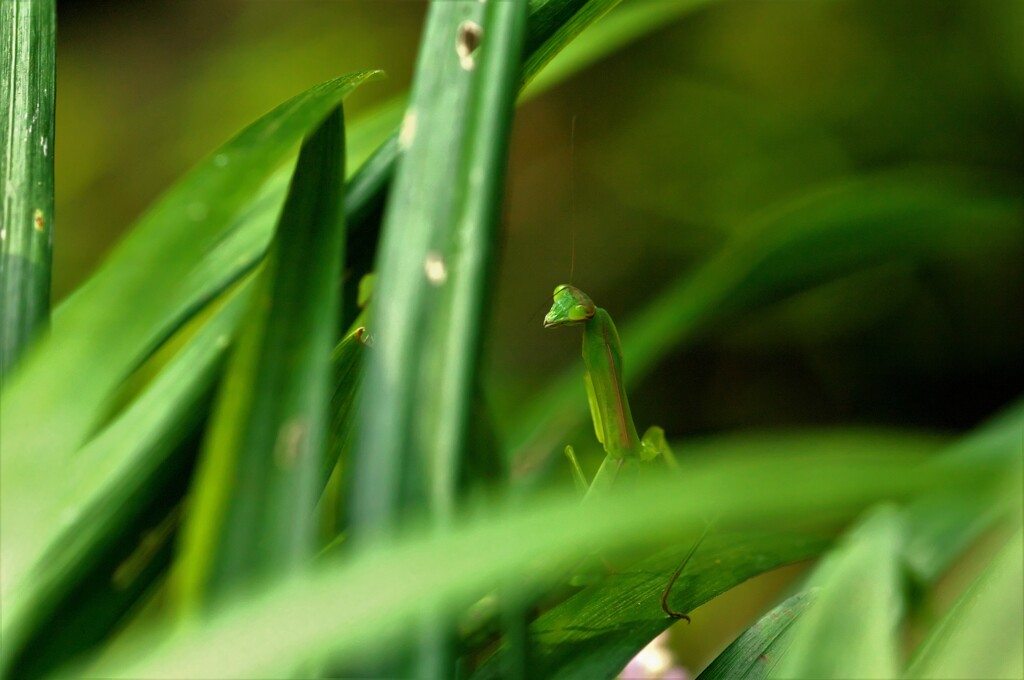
[{"x1": 543, "y1": 283, "x2": 703, "y2": 621}]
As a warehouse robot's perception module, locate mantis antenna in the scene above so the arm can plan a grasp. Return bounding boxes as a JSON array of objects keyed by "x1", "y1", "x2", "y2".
[{"x1": 569, "y1": 114, "x2": 578, "y2": 285}]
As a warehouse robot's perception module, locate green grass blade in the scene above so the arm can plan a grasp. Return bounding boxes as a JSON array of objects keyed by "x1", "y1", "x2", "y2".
[
  {"x1": 0, "y1": 284, "x2": 251, "y2": 678},
  {"x1": 79, "y1": 448, "x2": 993, "y2": 679},
  {"x1": 0, "y1": 71, "x2": 378, "y2": 604},
  {"x1": 510, "y1": 169, "x2": 1024, "y2": 476},
  {"x1": 351, "y1": 0, "x2": 527, "y2": 532},
  {"x1": 697, "y1": 590, "x2": 818, "y2": 680},
  {"x1": 349, "y1": 4, "x2": 527, "y2": 673},
  {"x1": 905, "y1": 527, "x2": 1024, "y2": 680},
  {"x1": 770, "y1": 506, "x2": 906, "y2": 679},
  {"x1": 316, "y1": 326, "x2": 371, "y2": 543},
  {"x1": 521, "y1": 0, "x2": 625, "y2": 88},
  {"x1": 175, "y1": 107, "x2": 348, "y2": 614},
  {"x1": 903, "y1": 399, "x2": 1024, "y2": 581},
  {"x1": 324, "y1": 327, "x2": 370, "y2": 491},
  {"x1": 473, "y1": 531, "x2": 829, "y2": 680},
  {"x1": 0, "y1": 0, "x2": 55, "y2": 378}
]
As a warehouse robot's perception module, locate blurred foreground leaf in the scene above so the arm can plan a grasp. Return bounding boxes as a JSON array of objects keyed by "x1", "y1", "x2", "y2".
[
  {"x1": 81, "y1": 448, "x2": 995, "y2": 678},
  {"x1": 771, "y1": 506, "x2": 905, "y2": 679},
  {"x1": 905, "y1": 527, "x2": 1024, "y2": 680}
]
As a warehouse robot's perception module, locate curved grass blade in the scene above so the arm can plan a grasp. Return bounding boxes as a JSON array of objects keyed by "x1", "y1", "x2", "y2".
[
  {"x1": 770, "y1": 506, "x2": 906, "y2": 679},
  {"x1": 697, "y1": 590, "x2": 818, "y2": 680},
  {"x1": 903, "y1": 399, "x2": 1024, "y2": 581},
  {"x1": 79, "y1": 448, "x2": 991, "y2": 679},
  {"x1": 175, "y1": 107, "x2": 347, "y2": 614},
  {"x1": 0, "y1": 70, "x2": 379, "y2": 605},
  {"x1": 472, "y1": 531, "x2": 829, "y2": 680},
  {"x1": 0, "y1": 284, "x2": 251, "y2": 678},
  {"x1": 0, "y1": 0, "x2": 55, "y2": 378},
  {"x1": 905, "y1": 527, "x2": 1024, "y2": 680},
  {"x1": 509, "y1": 169, "x2": 1024, "y2": 477}
]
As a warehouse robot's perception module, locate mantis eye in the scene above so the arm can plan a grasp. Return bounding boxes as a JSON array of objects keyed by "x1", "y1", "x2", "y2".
[
  {"x1": 568, "y1": 304, "x2": 590, "y2": 321},
  {"x1": 552, "y1": 283, "x2": 569, "y2": 296}
]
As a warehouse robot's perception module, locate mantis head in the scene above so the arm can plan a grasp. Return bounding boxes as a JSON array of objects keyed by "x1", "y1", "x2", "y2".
[{"x1": 544, "y1": 284, "x2": 596, "y2": 328}]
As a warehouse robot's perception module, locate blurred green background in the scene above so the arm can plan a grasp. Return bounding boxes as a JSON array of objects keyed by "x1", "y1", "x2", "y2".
[{"x1": 50, "y1": 0, "x2": 1023, "y2": 672}]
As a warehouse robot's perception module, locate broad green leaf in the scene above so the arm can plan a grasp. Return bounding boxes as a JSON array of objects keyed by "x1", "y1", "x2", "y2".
[
  {"x1": 509, "y1": 169, "x2": 1024, "y2": 478},
  {"x1": 0, "y1": 0, "x2": 55, "y2": 377},
  {"x1": 0, "y1": 70, "x2": 379, "y2": 605},
  {"x1": 771, "y1": 506, "x2": 906, "y2": 679},
  {"x1": 79, "y1": 448, "x2": 990, "y2": 679},
  {"x1": 175, "y1": 107, "x2": 348, "y2": 614},
  {"x1": 905, "y1": 527, "x2": 1024, "y2": 680},
  {"x1": 697, "y1": 590, "x2": 818, "y2": 680},
  {"x1": 0, "y1": 282, "x2": 252, "y2": 678},
  {"x1": 473, "y1": 531, "x2": 830, "y2": 680}
]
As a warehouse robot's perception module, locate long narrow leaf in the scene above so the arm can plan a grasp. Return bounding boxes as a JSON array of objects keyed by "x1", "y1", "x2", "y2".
[
  {"x1": 0, "y1": 0, "x2": 55, "y2": 377},
  {"x1": 351, "y1": 0, "x2": 527, "y2": 529},
  {"x1": 175, "y1": 107, "x2": 348, "y2": 614},
  {"x1": 349, "y1": 4, "x2": 528, "y2": 674}
]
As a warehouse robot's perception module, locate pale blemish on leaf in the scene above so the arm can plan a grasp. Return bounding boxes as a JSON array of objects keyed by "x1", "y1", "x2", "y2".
[
  {"x1": 399, "y1": 111, "x2": 417, "y2": 150},
  {"x1": 33, "y1": 209, "x2": 44, "y2": 232},
  {"x1": 424, "y1": 250, "x2": 448, "y2": 286},
  {"x1": 275, "y1": 419, "x2": 308, "y2": 469}
]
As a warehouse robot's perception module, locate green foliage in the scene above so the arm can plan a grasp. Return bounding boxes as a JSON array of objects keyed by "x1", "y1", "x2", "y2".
[
  {"x1": 0, "y1": 1, "x2": 1021, "y2": 678},
  {"x1": 0, "y1": 0, "x2": 55, "y2": 377}
]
